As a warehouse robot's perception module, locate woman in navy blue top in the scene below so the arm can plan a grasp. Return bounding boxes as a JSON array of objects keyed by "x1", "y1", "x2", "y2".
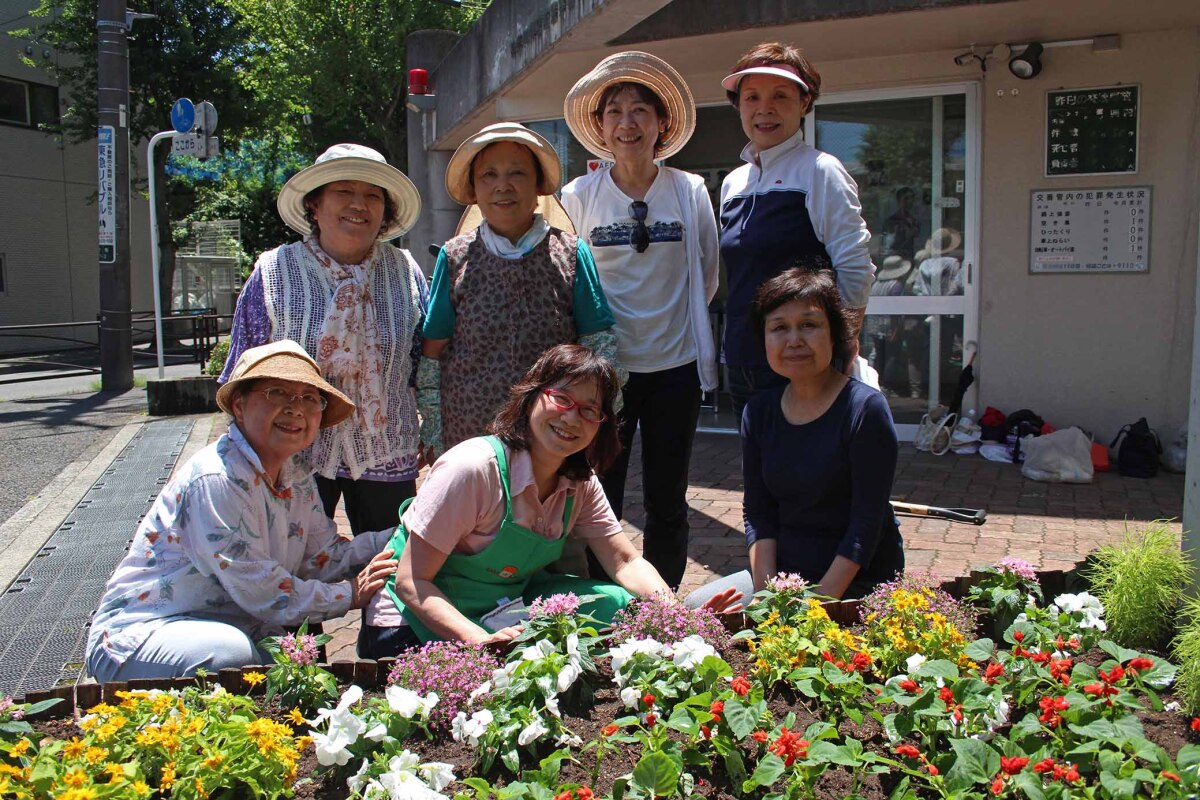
[{"x1": 741, "y1": 269, "x2": 903, "y2": 599}]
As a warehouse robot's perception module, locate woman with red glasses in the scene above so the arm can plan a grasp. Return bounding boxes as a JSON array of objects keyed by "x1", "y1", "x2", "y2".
[{"x1": 360, "y1": 345, "x2": 740, "y2": 653}]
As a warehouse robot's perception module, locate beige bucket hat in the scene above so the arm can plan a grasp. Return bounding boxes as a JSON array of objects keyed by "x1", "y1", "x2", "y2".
[
  {"x1": 564, "y1": 51, "x2": 696, "y2": 161},
  {"x1": 277, "y1": 143, "x2": 421, "y2": 241},
  {"x1": 445, "y1": 122, "x2": 562, "y2": 205},
  {"x1": 216, "y1": 340, "x2": 355, "y2": 429}
]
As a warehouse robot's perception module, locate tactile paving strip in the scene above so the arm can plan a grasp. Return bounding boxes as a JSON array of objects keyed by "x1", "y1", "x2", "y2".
[{"x1": 0, "y1": 418, "x2": 192, "y2": 697}]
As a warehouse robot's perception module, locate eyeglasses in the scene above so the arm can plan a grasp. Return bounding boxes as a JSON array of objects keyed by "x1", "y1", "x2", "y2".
[
  {"x1": 542, "y1": 389, "x2": 607, "y2": 423},
  {"x1": 255, "y1": 387, "x2": 328, "y2": 412},
  {"x1": 628, "y1": 201, "x2": 650, "y2": 253}
]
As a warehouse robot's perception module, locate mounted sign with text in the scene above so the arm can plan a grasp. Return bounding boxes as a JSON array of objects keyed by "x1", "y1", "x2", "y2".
[
  {"x1": 1045, "y1": 85, "x2": 1139, "y2": 177},
  {"x1": 1030, "y1": 186, "x2": 1151, "y2": 274}
]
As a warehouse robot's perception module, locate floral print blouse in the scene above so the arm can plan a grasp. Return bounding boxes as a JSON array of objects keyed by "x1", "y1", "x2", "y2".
[{"x1": 85, "y1": 424, "x2": 390, "y2": 667}]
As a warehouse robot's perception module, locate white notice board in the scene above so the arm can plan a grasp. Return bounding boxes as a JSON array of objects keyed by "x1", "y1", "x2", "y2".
[{"x1": 1030, "y1": 186, "x2": 1150, "y2": 274}]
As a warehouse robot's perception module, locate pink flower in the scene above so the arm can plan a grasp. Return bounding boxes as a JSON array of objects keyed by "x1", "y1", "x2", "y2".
[
  {"x1": 528, "y1": 593, "x2": 581, "y2": 618},
  {"x1": 997, "y1": 557, "x2": 1037, "y2": 581},
  {"x1": 281, "y1": 633, "x2": 319, "y2": 666}
]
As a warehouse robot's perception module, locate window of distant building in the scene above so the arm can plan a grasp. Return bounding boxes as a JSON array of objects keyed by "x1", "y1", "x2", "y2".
[
  {"x1": 0, "y1": 254, "x2": 6, "y2": 295},
  {"x1": 0, "y1": 76, "x2": 59, "y2": 128}
]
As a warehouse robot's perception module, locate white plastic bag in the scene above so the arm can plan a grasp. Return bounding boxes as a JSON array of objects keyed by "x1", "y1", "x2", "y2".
[
  {"x1": 1020, "y1": 427, "x2": 1094, "y2": 483},
  {"x1": 1162, "y1": 428, "x2": 1187, "y2": 473},
  {"x1": 849, "y1": 355, "x2": 880, "y2": 389}
]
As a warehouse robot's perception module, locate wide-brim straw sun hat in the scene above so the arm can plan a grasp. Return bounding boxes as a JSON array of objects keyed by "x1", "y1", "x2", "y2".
[
  {"x1": 216, "y1": 340, "x2": 355, "y2": 429},
  {"x1": 445, "y1": 122, "x2": 562, "y2": 205},
  {"x1": 564, "y1": 51, "x2": 696, "y2": 161},
  {"x1": 277, "y1": 143, "x2": 421, "y2": 241},
  {"x1": 926, "y1": 227, "x2": 963, "y2": 254},
  {"x1": 454, "y1": 196, "x2": 576, "y2": 237}
]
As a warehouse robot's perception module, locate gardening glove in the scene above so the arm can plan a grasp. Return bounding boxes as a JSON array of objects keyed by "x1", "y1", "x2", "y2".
[
  {"x1": 416, "y1": 356, "x2": 444, "y2": 461},
  {"x1": 578, "y1": 328, "x2": 626, "y2": 414}
]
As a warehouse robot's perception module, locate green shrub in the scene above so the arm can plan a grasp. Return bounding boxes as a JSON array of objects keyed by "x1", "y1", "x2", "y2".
[
  {"x1": 1085, "y1": 521, "x2": 1192, "y2": 649},
  {"x1": 1172, "y1": 592, "x2": 1200, "y2": 714},
  {"x1": 205, "y1": 338, "x2": 231, "y2": 377}
]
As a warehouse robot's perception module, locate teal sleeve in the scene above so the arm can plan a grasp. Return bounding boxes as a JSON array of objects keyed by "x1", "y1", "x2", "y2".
[
  {"x1": 421, "y1": 247, "x2": 456, "y2": 339},
  {"x1": 572, "y1": 239, "x2": 616, "y2": 335}
]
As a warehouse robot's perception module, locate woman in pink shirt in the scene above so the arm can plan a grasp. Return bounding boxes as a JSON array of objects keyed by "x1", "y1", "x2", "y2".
[{"x1": 363, "y1": 344, "x2": 740, "y2": 654}]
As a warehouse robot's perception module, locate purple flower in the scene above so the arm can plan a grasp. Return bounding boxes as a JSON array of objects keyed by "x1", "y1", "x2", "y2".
[
  {"x1": 766, "y1": 573, "x2": 811, "y2": 594},
  {"x1": 610, "y1": 596, "x2": 729, "y2": 649},
  {"x1": 388, "y1": 641, "x2": 500, "y2": 730},
  {"x1": 281, "y1": 633, "x2": 320, "y2": 666},
  {"x1": 997, "y1": 557, "x2": 1038, "y2": 582},
  {"x1": 528, "y1": 593, "x2": 581, "y2": 619},
  {"x1": 859, "y1": 574, "x2": 979, "y2": 635}
]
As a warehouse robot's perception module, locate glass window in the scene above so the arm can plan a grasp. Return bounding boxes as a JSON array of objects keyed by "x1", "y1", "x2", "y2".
[
  {"x1": 29, "y1": 83, "x2": 58, "y2": 127},
  {"x1": 0, "y1": 78, "x2": 29, "y2": 126}
]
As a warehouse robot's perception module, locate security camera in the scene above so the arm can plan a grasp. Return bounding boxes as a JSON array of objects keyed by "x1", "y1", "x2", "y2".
[{"x1": 953, "y1": 51, "x2": 973, "y2": 67}]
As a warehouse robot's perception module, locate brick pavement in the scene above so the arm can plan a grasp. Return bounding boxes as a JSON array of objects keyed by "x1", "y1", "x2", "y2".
[{"x1": 318, "y1": 431, "x2": 1184, "y2": 660}]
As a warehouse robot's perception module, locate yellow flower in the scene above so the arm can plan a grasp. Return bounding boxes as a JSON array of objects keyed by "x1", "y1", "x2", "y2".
[
  {"x1": 132, "y1": 781, "x2": 151, "y2": 796},
  {"x1": 8, "y1": 738, "x2": 30, "y2": 757},
  {"x1": 194, "y1": 777, "x2": 209, "y2": 799},
  {"x1": 243, "y1": 671, "x2": 267, "y2": 687},
  {"x1": 294, "y1": 735, "x2": 312, "y2": 751},
  {"x1": 64, "y1": 768, "x2": 88, "y2": 788},
  {"x1": 287, "y1": 708, "x2": 307, "y2": 727},
  {"x1": 57, "y1": 790, "x2": 97, "y2": 800},
  {"x1": 105, "y1": 762, "x2": 125, "y2": 782},
  {"x1": 202, "y1": 752, "x2": 224, "y2": 769},
  {"x1": 152, "y1": 694, "x2": 174, "y2": 716},
  {"x1": 85, "y1": 747, "x2": 109, "y2": 765},
  {"x1": 185, "y1": 716, "x2": 206, "y2": 736},
  {"x1": 160, "y1": 763, "x2": 176, "y2": 790}
]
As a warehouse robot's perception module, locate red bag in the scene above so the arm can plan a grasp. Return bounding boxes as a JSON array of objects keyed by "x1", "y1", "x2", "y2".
[{"x1": 1091, "y1": 442, "x2": 1110, "y2": 472}]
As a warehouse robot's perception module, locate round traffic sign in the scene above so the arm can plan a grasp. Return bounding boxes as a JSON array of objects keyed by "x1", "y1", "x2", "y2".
[
  {"x1": 170, "y1": 97, "x2": 195, "y2": 134},
  {"x1": 196, "y1": 101, "x2": 218, "y2": 136}
]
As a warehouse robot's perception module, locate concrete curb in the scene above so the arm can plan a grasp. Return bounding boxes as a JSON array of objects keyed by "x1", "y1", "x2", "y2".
[{"x1": 0, "y1": 421, "x2": 143, "y2": 593}]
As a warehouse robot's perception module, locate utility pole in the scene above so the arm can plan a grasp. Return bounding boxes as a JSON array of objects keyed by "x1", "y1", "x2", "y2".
[{"x1": 96, "y1": 0, "x2": 132, "y2": 391}]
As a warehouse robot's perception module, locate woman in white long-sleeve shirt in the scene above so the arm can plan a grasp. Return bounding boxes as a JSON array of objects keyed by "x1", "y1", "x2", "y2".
[{"x1": 561, "y1": 51, "x2": 719, "y2": 590}]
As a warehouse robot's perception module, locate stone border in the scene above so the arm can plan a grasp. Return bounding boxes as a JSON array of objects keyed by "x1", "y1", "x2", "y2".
[{"x1": 18, "y1": 564, "x2": 1085, "y2": 721}]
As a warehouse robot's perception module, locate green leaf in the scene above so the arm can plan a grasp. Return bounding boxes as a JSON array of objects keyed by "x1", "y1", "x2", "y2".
[
  {"x1": 882, "y1": 712, "x2": 911, "y2": 742},
  {"x1": 1100, "y1": 639, "x2": 1141, "y2": 663},
  {"x1": 502, "y1": 748, "x2": 521, "y2": 774},
  {"x1": 1099, "y1": 770, "x2": 1137, "y2": 799},
  {"x1": 632, "y1": 750, "x2": 682, "y2": 796},
  {"x1": 1176, "y1": 744, "x2": 1200, "y2": 770},
  {"x1": 964, "y1": 638, "x2": 996, "y2": 661},
  {"x1": 916, "y1": 659, "x2": 960, "y2": 680},
  {"x1": 725, "y1": 698, "x2": 760, "y2": 740},
  {"x1": 723, "y1": 748, "x2": 747, "y2": 784},
  {"x1": 944, "y1": 738, "x2": 999, "y2": 791},
  {"x1": 1013, "y1": 771, "x2": 1048, "y2": 800},
  {"x1": 667, "y1": 705, "x2": 699, "y2": 736},
  {"x1": 22, "y1": 698, "x2": 64, "y2": 715},
  {"x1": 746, "y1": 753, "x2": 786, "y2": 791}
]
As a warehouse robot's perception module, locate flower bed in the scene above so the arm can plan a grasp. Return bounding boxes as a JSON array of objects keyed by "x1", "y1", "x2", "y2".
[{"x1": 5, "y1": 562, "x2": 1200, "y2": 799}]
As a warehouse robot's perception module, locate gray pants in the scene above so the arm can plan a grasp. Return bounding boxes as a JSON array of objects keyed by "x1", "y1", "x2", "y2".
[{"x1": 87, "y1": 617, "x2": 267, "y2": 682}]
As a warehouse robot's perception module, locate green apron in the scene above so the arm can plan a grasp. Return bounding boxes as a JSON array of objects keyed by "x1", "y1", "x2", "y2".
[{"x1": 385, "y1": 435, "x2": 634, "y2": 642}]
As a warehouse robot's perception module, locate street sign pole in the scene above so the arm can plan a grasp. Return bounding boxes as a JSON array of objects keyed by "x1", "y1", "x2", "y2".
[
  {"x1": 147, "y1": 130, "x2": 179, "y2": 379},
  {"x1": 96, "y1": 0, "x2": 133, "y2": 391}
]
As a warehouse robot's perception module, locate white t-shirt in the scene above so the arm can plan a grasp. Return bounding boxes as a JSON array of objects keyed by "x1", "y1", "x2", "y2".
[{"x1": 562, "y1": 167, "x2": 696, "y2": 373}]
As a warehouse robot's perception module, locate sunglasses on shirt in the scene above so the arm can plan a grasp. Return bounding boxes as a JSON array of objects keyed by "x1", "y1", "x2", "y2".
[{"x1": 629, "y1": 201, "x2": 650, "y2": 253}]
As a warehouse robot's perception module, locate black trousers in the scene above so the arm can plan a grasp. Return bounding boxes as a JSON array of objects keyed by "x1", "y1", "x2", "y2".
[
  {"x1": 599, "y1": 362, "x2": 701, "y2": 590},
  {"x1": 315, "y1": 475, "x2": 415, "y2": 536}
]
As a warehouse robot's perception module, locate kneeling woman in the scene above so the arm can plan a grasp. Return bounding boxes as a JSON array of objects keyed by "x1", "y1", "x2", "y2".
[
  {"x1": 741, "y1": 269, "x2": 904, "y2": 599},
  {"x1": 86, "y1": 341, "x2": 398, "y2": 680},
  {"x1": 364, "y1": 344, "x2": 739, "y2": 653}
]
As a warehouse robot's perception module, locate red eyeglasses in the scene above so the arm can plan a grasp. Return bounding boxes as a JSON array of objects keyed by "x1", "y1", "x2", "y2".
[{"x1": 542, "y1": 389, "x2": 607, "y2": 423}]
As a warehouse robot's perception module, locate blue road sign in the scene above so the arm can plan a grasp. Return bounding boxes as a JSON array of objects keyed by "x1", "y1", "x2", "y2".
[{"x1": 170, "y1": 98, "x2": 195, "y2": 134}]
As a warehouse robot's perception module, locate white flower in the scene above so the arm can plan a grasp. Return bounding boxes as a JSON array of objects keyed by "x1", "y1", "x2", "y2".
[
  {"x1": 619, "y1": 687, "x2": 640, "y2": 709},
  {"x1": 557, "y1": 659, "x2": 582, "y2": 694},
  {"x1": 609, "y1": 638, "x2": 664, "y2": 675},
  {"x1": 469, "y1": 682, "x2": 492, "y2": 702},
  {"x1": 386, "y1": 686, "x2": 425, "y2": 718},
  {"x1": 518, "y1": 715, "x2": 549, "y2": 746},
  {"x1": 671, "y1": 635, "x2": 717, "y2": 670},
  {"x1": 457, "y1": 709, "x2": 493, "y2": 745},
  {"x1": 985, "y1": 697, "x2": 1010, "y2": 732},
  {"x1": 905, "y1": 653, "x2": 927, "y2": 673},
  {"x1": 377, "y1": 768, "x2": 444, "y2": 800},
  {"x1": 347, "y1": 758, "x2": 372, "y2": 794},
  {"x1": 566, "y1": 633, "x2": 579, "y2": 656},
  {"x1": 1052, "y1": 592, "x2": 1106, "y2": 630},
  {"x1": 545, "y1": 695, "x2": 561, "y2": 718},
  {"x1": 364, "y1": 723, "x2": 388, "y2": 742},
  {"x1": 556, "y1": 733, "x2": 584, "y2": 748},
  {"x1": 491, "y1": 666, "x2": 513, "y2": 690},
  {"x1": 418, "y1": 761, "x2": 456, "y2": 792},
  {"x1": 520, "y1": 639, "x2": 556, "y2": 662},
  {"x1": 1166, "y1": 701, "x2": 1183, "y2": 713},
  {"x1": 310, "y1": 685, "x2": 367, "y2": 766}
]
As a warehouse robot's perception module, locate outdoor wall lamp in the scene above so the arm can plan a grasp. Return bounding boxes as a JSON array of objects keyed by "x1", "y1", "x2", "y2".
[
  {"x1": 406, "y1": 68, "x2": 438, "y2": 113},
  {"x1": 1008, "y1": 43, "x2": 1043, "y2": 79}
]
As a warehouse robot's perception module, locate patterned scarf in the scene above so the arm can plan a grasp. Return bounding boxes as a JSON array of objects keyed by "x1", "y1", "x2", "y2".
[{"x1": 305, "y1": 238, "x2": 388, "y2": 440}]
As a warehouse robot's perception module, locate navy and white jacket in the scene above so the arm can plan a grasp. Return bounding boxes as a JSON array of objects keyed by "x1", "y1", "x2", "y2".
[{"x1": 719, "y1": 130, "x2": 874, "y2": 368}]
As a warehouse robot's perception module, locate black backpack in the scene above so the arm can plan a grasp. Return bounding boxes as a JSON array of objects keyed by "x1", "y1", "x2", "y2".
[{"x1": 1110, "y1": 418, "x2": 1162, "y2": 478}]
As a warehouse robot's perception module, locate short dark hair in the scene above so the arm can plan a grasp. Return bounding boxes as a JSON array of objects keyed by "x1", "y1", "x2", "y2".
[
  {"x1": 467, "y1": 141, "x2": 546, "y2": 193},
  {"x1": 489, "y1": 344, "x2": 622, "y2": 480},
  {"x1": 752, "y1": 269, "x2": 851, "y2": 365},
  {"x1": 302, "y1": 184, "x2": 399, "y2": 239},
  {"x1": 592, "y1": 82, "x2": 669, "y2": 153},
  {"x1": 726, "y1": 42, "x2": 821, "y2": 108}
]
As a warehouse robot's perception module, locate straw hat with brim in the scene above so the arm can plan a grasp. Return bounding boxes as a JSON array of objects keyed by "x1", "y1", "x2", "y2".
[
  {"x1": 925, "y1": 227, "x2": 963, "y2": 254},
  {"x1": 277, "y1": 143, "x2": 421, "y2": 241},
  {"x1": 454, "y1": 196, "x2": 576, "y2": 238},
  {"x1": 877, "y1": 255, "x2": 913, "y2": 281},
  {"x1": 216, "y1": 340, "x2": 355, "y2": 429},
  {"x1": 446, "y1": 123, "x2": 562, "y2": 205},
  {"x1": 564, "y1": 51, "x2": 696, "y2": 161}
]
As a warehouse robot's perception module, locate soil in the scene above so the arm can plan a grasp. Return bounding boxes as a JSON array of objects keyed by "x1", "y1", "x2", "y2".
[{"x1": 29, "y1": 644, "x2": 1198, "y2": 799}]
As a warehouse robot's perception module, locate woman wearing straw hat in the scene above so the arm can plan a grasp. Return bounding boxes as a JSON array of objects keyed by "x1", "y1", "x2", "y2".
[
  {"x1": 561, "y1": 52, "x2": 720, "y2": 591},
  {"x1": 86, "y1": 341, "x2": 400, "y2": 680},
  {"x1": 221, "y1": 144, "x2": 428, "y2": 541},
  {"x1": 718, "y1": 43, "x2": 876, "y2": 421},
  {"x1": 417, "y1": 122, "x2": 619, "y2": 462}
]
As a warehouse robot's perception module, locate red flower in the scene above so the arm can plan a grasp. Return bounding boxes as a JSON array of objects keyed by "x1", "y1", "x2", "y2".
[
  {"x1": 710, "y1": 700, "x2": 725, "y2": 715},
  {"x1": 751, "y1": 730, "x2": 769, "y2": 743},
  {"x1": 770, "y1": 729, "x2": 809, "y2": 767},
  {"x1": 1038, "y1": 695, "x2": 1069, "y2": 727},
  {"x1": 938, "y1": 686, "x2": 955, "y2": 706},
  {"x1": 1012, "y1": 631, "x2": 1024, "y2": 642},
  {"x1": 991, "y1": 776, "x2": 1006, "y2": 796},
  {"x1": 644, "y1": 713, "x2": 657, "y2": 727},
  {"x1": 642, "y1": 692, "x2": 656, "y2": 707},
  {"x1": 577, "y1": 789, "x2": 594, "y2": 800},
  {"x1": 731, "y1": 675, "x2": 752, "y2": 696},
  {"x1": 1098, "y1": 664, "x2": 1125, "y2": 684},
  {"x1": 983, "y1": 662, "x2": 1004, "y2": 684},
  {"x1": 898, "y1": 679, "x2": 920, "y2": 693},
  {"x1": 894, "y1": 744, "x2": 921, "y2": 759},
  {"x1": 852, "y1": 651, "x2": 872, "y2": 671},
  {"x1": 1049, "y1": 658, "x2": 1073, "y2": 684},
  {"x1": 1082, "y1": 683, "x2": 1117, "y2": 698},
  {"x1": 699, "y1": 724, "x2": 712, "y2": 740},
  {"x1": 1161, "y1": 771, "x2": 1181, "y2": 782},
  {"x1": 1191, "y1": 717, "x2": 1200, "y2": 733},
  {"x1": 821, "y1": 650, "x2": 836, "y2": 663},
  {"x1": 1032, "y1": 758, "x2": 1056, "y2": 774},
  {"x1": 1064, "y1": 765, "x2": 1080, "y2": 782},
  {"x1": 1000, "y1": 756, "x2": 1029, "y2": 775},
  {"x1": 555, "y1": 792, "x2": 572, "y2": 800},
  {"x1": 927, "y1": 765, "x2": 939, "y2": 776},
  {"x1": 1126, "y1": 657, "x2": 1154, "y2": 674},
  {"x1": 602, "y1": 724, "x2": 618, "y2": 737}
]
